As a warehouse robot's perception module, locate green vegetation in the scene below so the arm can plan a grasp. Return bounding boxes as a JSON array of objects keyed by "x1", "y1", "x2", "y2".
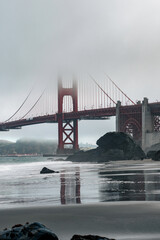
[{"x1": 0, "y1": 139, "x2": 57, "y2": 155}]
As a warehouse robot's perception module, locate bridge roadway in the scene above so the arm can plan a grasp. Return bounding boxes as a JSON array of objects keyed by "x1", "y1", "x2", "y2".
[
  {"x1": 0, "y1": 102, "x2": 160, "y2": 132},
  {"x1": 0, "y1": 107, "x2": 117, "y2": 131}
]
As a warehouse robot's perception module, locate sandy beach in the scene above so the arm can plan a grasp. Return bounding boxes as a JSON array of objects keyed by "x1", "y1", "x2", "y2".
[
  {"x1": 1, "y1": 158, "x2": 160, "y2": 239},
  {"x1": 0, "y1": 202, "x2": 160, "y2": 240}
]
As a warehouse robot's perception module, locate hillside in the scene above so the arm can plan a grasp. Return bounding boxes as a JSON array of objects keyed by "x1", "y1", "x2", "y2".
[{"x1": 0, "y1": 139, "x2": 57, "y2": 155}]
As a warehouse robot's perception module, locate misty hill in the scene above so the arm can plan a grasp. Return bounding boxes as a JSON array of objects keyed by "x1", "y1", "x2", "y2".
[
  {"x1": 0, "y1": 140, "x2": 13, "y2": 146},
  {"x1": 0, "y1": 139, "x2": 57, "y2": 155}
]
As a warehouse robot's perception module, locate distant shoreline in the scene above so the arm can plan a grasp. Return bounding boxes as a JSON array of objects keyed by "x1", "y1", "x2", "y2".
[{"x1": 0, "y1": 154, "x2": 42, "y2": 157}]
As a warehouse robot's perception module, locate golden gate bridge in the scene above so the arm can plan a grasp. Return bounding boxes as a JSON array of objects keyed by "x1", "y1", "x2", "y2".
[{"x1": 0, "y1": 75, "x2": 160, "y2": 152}]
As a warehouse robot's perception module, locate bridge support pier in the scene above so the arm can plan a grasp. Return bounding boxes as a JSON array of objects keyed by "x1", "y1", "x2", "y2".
[
  {"x1": 142, "y1": 98, "x2": 153, "y2": 150},
  {"x1": 116, "y1": 101, "x2": 121, "y2": 132},
  {"x1": 57, "y1": 78, "x2": 79, "y2": 154}
]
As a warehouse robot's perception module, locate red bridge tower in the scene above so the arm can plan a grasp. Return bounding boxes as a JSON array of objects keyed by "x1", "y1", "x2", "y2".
[{"x1": 57, "y1": 78, "x2": 79, "y2": 153}]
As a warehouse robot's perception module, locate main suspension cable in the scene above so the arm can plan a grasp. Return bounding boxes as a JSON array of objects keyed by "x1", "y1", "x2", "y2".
[
  {"x1": 105, "y1": 73, "x2": 136, "y2": 105},
  {"x1": 5, "y1": 87, "x2": 34, "y2": 122},
  {"x1": 20, "y1": 89, "x2": 46, "y2": 119},
  {"x1": 89, "y1": 74, "x2": 116, "y2": 105}
]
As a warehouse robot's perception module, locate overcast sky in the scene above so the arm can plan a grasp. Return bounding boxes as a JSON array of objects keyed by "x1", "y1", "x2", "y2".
[{"x1": 0, "y1": 0, "x2": 160, "y2": 144}]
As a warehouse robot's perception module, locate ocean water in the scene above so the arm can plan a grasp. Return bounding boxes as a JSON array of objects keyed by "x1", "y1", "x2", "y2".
[{"x1": 0, "y1": 157, "x2": 160, "y2": 208}]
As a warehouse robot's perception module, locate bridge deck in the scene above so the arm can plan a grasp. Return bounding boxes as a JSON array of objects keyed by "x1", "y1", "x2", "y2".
[{"x1": 0, "y1": 102, "x2": 160, "y2": 131}]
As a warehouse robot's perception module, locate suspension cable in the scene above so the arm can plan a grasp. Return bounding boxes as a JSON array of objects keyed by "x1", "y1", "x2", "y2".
[
  {"x1": 5, "y1": 87, "x2": 34, "y2": 122},
  {"x1": 89, "y1": 74, "x2": 116, "y2": 105},
  {"x1": 20, "y1": 89, "x2": 46, "y2": 119},
  {"x1": 105, "y1": 73, "x2": 136, "y2": 105}
]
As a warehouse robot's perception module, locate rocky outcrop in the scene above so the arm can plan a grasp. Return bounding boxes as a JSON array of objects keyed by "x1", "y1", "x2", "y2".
[
  {"x1": 71, "y1": 235, "x2": 115, "y2": 240},
  {"x1": 40, "y1": 167, "x2": 59, "y2": 174},
  {"x1": 147, "y1": 150, "x2": 160, "y2": 161},
  {"x1": 0, "y1": 223, "x2": 115, "y2": 240},
  {"x1": 97, "y1": 132, "x2": 145, "y2": 160},
  {"x1": 67, "y1": 132, "x2": 145, "y2": 162},
  {"x1": 0, "y1": 222, "x2": 58, "y2": 240},
  {"x1": 145, "y1": 143, "x2": 160, "y2": 161}
]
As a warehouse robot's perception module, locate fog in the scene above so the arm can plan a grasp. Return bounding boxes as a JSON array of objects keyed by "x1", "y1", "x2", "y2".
[{"x1": 0, "y1": 0, "x2": 160, "y2": 143}]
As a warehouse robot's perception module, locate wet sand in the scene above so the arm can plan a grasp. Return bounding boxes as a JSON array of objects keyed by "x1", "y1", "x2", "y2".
[{"x1": 0, "y1": 202, "x2": 160, "y2": 240}]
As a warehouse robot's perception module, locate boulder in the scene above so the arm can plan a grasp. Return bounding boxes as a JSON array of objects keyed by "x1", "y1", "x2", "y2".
[
  {"x1": 147, "y1": 150, "x2": 160, "y2": 161},
  {"x1": 0, "y1": 222, "x2": 58, "y2": 240},
  {"x1": 147, "y1": 150, "x2": 156, "y2": 159},
  {"x1": 40, "y1": 167, "x2": 59, "y2": 174},
  {"x1": 96, "y1": 132, "x2": 145, "y2": 160},
  {"x1": 71, "y1": 235, "x2": 115, "y2": 240},
  {"x1": 0, "y1": 223, "x2": 116, "y2": 240},
  {"x1": 67, "y1": 132, "x2": 145, "y2": 162},
  {"x1": 146, "y1": 143, "x2": 160, "y2": 161},
  {"x1": 154, "y1": 150, "x2": 160, "y2": 161}
]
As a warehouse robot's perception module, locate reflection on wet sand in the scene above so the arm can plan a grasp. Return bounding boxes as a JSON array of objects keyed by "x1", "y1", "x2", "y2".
[
  {"x1": 59, "y1": 164, "x2": 160, "y2": 204},
  {"x1": 99, "y1": 169, "x2": 160, "y2": 201},
  {"x1": 60, "y1": 168, "x2": 81, "y2": 204},
  {"x1": 144, "y1": 170, "x2": 160, "y2": 201}
]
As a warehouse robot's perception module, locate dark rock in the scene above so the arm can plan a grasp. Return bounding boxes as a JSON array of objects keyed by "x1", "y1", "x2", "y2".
[
  {"x1": 40, "y1": 167, "x2": 59, "y2": 174},
  {"x1": 66, "y1": 149, "x2": 101, "y2": 162},
  {"x1": 96, "y1": 132, "x2": 145, "y2": 160},
  {"x1": 147, "y1": 150, "x2": 160, "y2": 161},
  {"x1": 71, "y1": 235, "x2": 115, "y2": 240},
  {"x1": 67, "y1": 132, "x2": 145, "y2": 162},
  {"x1": 146, "y1": 143, "x2": 160, "y2": 161},
  {"x1": 155, "y1": 150, "x2": 160, "y2": 160},
  {"x1": 147, "y1": 150, "x2": 156, "y2": 159},
  {"x1": 0, "y1": 222, "x2": 58, "y2": 240}
]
